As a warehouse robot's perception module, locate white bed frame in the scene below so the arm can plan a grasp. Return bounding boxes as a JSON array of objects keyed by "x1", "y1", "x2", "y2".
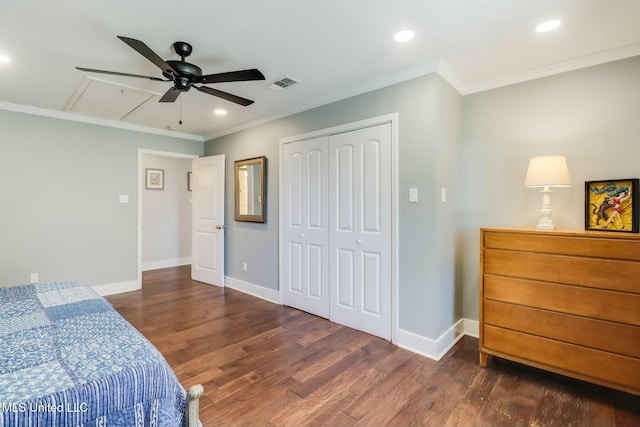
[{"x1": 186, "y1": 384, "x2": 204, "y2": 427}]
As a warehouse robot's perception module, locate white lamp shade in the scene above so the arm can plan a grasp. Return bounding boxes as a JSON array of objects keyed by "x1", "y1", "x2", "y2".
[{"x1": 524, "y1": 156, "x2": 571, "y2": 188}]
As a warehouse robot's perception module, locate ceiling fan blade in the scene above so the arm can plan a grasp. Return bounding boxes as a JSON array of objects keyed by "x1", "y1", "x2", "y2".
[
  {"x1": 194, "y1": 85, "x2": 254, "y2": 106},
  {"x1": 117, "y1": 36, "x2": 177, "y2": 76},
  {"x1": 198, "y1": 68, "x2": 265, "y2": 84},
  {"x1": 159, "y1": 87, "x2": 181, "y2": 103},
  {"x1": 75, "y1": 67, "x2": 167, "y2": 81}
]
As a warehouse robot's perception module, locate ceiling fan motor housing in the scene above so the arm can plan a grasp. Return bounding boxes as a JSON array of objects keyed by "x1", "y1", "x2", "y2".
[
  {"x1": 165, "y1": 61, "x2": 202, "y2": 78},
  {"x1": 164, "y1": 60, "x2": 203, "y2": 91}
]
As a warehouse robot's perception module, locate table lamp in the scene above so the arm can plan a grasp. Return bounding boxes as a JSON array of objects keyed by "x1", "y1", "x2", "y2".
[{"x1": 524, "y1": 155, "x2": 571, "y2": 230}]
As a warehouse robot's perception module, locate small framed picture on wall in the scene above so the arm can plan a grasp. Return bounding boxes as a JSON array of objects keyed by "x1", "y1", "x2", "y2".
[
  {"x1": 145, "y1": 168, "x2": 164, "y2": 190},
  {"x1": 585, "y1": 178, "x2": 638, "y2": 232}
]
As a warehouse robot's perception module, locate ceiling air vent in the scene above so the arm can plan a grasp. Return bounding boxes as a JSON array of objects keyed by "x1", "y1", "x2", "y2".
[{"x1": 267, "y1": 75, "x2": 301, "y2": 91}]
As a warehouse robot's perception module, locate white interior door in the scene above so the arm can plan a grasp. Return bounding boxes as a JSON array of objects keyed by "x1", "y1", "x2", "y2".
[
  {"x1": 282, "y1": 136, "x2": 330, "y2": 318},
  {"x1": 191, "y1": 155, "x2": 225, "y2": 285},
  {"x1": 329, "y1": 124, "x2": 392, "y2": 340}
]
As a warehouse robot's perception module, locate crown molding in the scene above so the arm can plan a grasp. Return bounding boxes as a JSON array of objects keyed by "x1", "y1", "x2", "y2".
[
  {"x1": 0, "y1": 101, "x2": 204, "y2": 142},
  {"x1": 5, "y1": 44, "x2": 639, "y2": 143},
  {"x1": 436, "y1": 59, "x2": 470, "y2": 95},
  {"x1": 205, "y1": 44, "x2": 640, "y2": 141},
  {"x1": 203, "y1": 62, "x2": 439, "y2": 141},
  {"x1": 463, "y1": 43, "x2": 640, "y2": 95}
]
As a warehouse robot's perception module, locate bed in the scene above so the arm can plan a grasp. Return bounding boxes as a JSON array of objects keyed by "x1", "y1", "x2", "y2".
[{"x1": 0, "y1": 280, "x2": 203, "y2": 427}]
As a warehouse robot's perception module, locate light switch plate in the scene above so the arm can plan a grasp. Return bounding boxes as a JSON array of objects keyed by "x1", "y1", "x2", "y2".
[
  {"x1": 409, "y1": 188, "x2": 418, "y2": 203},
  {"x1": 119, "y1": 194, "x2": 129, "y2": 204}
]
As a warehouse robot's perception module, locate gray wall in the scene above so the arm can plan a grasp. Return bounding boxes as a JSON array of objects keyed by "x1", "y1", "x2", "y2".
[
  {"x1": 459, "y1": 55, "x2": 640, "y2": 320},
  {"x1": 142, "y1": 154, "x2": 193, "y2": 270},
  {"x1": 0, "y1": 110, "x2": 203, "y2": 286},
  {"x1": 206, "y1": 73, "x2": 463, "y2": 340},
  {"x1": 208, "y1": 55, "x2": 640, "y2": 341},
  {"x1": 433, "y1": 77, "x2": 463, "y2": 334}
]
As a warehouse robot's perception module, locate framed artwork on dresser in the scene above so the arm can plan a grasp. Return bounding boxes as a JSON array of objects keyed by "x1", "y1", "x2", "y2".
[{"x1": 585, "y1": 178, "x2": 638, "y2": 232}]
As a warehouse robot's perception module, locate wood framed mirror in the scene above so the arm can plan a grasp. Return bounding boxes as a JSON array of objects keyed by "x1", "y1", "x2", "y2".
[{"x1": 234, "y1": 156, "x2": 266, "y2": 223}]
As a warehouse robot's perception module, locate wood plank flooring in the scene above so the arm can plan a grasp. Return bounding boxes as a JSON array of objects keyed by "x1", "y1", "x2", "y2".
[{"x1": 106, "y1": 266, "x2": 640, "y2": 427}]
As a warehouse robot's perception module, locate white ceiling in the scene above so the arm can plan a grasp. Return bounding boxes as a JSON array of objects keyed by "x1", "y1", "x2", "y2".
[{"x1": 1, "y1": 0, "x2": 640, "y2": 141}]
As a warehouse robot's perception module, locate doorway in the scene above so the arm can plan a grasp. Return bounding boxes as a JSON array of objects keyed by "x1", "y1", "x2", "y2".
[{"x1": 137, "y1": 149, "x2": 199, "y2": 285}]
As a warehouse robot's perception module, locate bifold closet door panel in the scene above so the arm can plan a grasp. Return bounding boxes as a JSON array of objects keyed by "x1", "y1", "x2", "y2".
[
  {"x1": 329, "y1": 123, "x2": 392, "y2": 340},
  {"x1": 282, "y1": 136, "x2": 330, "y2": 318}
]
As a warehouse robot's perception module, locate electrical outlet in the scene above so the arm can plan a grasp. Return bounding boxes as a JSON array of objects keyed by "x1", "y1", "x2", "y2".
[
  {"x1": 243, "y1": 262, "x2": 248, "y2": 272},
  {"x1": 30, "y1": 273, "x2": 39, "y2": 283}
]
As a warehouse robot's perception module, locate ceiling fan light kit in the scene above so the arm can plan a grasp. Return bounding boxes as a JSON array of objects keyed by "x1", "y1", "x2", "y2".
[{"x1": 76, "y1": 36, "x2": 265, "y2": 106}]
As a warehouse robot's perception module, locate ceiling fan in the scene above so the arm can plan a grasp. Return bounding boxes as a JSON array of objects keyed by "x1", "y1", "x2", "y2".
[{"x1": 76, "y1": 36, "x2": 265, "y2": 106}]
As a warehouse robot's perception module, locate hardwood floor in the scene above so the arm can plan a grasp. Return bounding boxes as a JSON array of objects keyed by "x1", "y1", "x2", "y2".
[{"x1": 106, "y1": 266, "x2": 640, "y2": 427}]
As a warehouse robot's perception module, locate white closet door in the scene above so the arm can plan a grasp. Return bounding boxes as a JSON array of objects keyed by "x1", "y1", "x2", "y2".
[
  {"x1": 282, "y1": 136, "x2": 330, "y2": 318},
  {"x1": 329, "y1": 123, "x2": 392, "y2": 340}
]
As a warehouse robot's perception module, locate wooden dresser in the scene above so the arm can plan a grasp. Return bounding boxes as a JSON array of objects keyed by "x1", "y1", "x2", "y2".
[{"x1": 479, "y1": 228, "x2": 640, "y2": 396}]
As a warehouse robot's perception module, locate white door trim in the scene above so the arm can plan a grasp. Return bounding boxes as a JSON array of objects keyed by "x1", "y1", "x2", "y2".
[
  {"x1": 278, "y1": 113, "x2": 399, "y2": 343},
  {"x1": 137, "y1": 149, "x2": 199, "y2": 286}
]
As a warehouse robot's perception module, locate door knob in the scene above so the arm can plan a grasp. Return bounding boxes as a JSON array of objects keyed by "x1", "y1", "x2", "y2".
[
  {"x1": 356, "y1": 239, "x2": 362, "y2": 244},
  {"x1": 300, "y1": 234, "x2": 305, "y2": 238},
  {"x1": 216, "y1": 225, "x2": 226, "y2": 230}
]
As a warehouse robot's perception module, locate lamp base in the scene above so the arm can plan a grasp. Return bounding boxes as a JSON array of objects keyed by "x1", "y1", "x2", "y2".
[
  {"x1": 535, "y1": 223, "x2": 556, "y2": 231},
  {"x1": 535, "y1": 187, "x2": 556, "y2": 231}
]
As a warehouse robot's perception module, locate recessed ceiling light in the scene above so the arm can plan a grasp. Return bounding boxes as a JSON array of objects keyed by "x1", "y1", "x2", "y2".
[
  {"x1": 214, "y1": 109, "x2": 227, "y2": 116},
  {"x1": 393, "y1": 30, "x2": 415, "y2": 43},
  {"x1": 535, "y1": 19, "x2": 561, "y2": 33},
  {"x1": 0, "y1": 54, "x2": 10, "y2": 63}
]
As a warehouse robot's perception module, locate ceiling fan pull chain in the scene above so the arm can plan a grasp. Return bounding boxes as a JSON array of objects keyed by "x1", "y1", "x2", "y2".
[{"x1": 179, "y1": 96, "x2": 183, "y2": 125}]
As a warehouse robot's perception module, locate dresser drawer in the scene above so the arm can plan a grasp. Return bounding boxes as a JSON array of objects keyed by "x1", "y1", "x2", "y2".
[
  {"x1": 483, "y1": 325, "x2": 640, "y2": 394},
  {"x1": 483, "y1": 274, "x2": 640, "y2": 325},
  {"x1": 484, "y1": 249, "x2": 640, "y2": 294},
  {"x1": 484, "y1": 300, "x2": 640, "y2": 358},
  {"x1": 483, "y1": 230, "x2": 640, "y2": 262}
]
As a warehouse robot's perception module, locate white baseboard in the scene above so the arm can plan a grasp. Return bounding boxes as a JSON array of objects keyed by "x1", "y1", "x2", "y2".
[
  {"x1": 142, "y1": 257, "x2": 191, "y2": 272},
  {"x1": 220, "y1": 276, "x2": 481, "y2": 362},
  {"x1": 96, "y1": 270, "x2": 480, "y2": 363},
  {"x1": 461, "y1": 318, "x2": 479, "y2": 338},
  {"x1": 92, "y1": 279, "x2": 140, "y2": 296},
  {"x1": 395, "y1": 318, "x2": 479, "y2": 361},
  {"x1": 91, "y1": 270, "x2": 481, "y2": 363},
  {"x1": 224, "y1": 276, "x2": 280, "y2": 304}
]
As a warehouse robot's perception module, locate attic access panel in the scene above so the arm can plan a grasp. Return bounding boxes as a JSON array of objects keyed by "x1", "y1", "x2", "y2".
[{"x1": 65, "y1": 76, "x2": 159, "y2": 120}]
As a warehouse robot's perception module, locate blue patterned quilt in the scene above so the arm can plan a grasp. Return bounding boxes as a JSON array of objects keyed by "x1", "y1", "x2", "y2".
[{"x1": 0, "y1": 281, "x2": 187, "y2": 427}]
